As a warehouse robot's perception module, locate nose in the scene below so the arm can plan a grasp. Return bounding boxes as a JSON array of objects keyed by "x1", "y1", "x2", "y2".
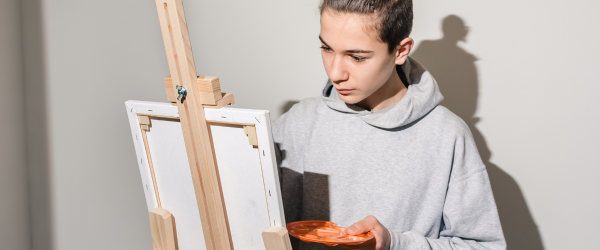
[{"x1": 328, "y1": 55, "x2": 349, "y2": 84}]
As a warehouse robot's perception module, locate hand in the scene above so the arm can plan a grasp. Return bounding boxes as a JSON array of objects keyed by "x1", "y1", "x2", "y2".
[{"x1": 342, "y1": 215, "x2": 391, "y2": 250}]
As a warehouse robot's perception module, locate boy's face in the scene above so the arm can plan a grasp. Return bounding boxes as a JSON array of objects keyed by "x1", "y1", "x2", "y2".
[{"x1": 319, "y1": 10, "x2": 407, "y2": 105}]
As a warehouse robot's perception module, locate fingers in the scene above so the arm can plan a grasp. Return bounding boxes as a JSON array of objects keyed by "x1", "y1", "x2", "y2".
[
  {"x1": 344, "y1": 216, "x2": 391, "y2": 250},
  {"x1": 347, "y1": 215, "x2": 379, "y2": 235},
  {"x1": 341, "y1": 237, "x2": 376, "y2": 250}
]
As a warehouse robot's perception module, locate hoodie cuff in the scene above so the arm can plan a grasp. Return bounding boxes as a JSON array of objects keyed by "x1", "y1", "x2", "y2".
[{"x1": 389, "y1": 230, "x2": 431, "y2": 250}]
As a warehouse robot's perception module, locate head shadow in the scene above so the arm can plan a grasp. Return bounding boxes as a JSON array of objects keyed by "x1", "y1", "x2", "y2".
[{"x1": 411, "y1": 15, "x2": 545, "y2": 250}]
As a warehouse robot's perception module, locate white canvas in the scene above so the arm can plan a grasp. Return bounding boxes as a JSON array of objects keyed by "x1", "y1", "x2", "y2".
[
  {"x1": 210, "y1": 124, "x2": 271, "y2": 247},
  {"x1": 146, "y1": 118, "x2": 207, "y2": 250},
  {"x1": 125, "y1": 101, "x2": 285, "y2": 250}
]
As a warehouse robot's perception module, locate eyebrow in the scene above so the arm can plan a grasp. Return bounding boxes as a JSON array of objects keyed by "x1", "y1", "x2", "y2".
[
  {"x1": 319, "y1": 36, "x2": 373, "y2": 54},
  {"x1": 318, "y1": 36, "x2": 331, "y2": 47}
]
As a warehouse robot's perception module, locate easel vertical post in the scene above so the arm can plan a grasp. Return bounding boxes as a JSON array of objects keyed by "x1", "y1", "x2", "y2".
[{"x1": 154, "y1": 0, "x2": 233, "y2": 249}]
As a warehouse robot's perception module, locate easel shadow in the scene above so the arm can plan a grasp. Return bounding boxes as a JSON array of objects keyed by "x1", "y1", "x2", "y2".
[{"x1": 411, "y1": 15, "x2": 545, "y2": 250}]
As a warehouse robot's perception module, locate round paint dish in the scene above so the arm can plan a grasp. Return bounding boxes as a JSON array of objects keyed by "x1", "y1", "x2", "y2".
[{"x1": 286, "y1": 220, "x2": 374, "y2": 246}]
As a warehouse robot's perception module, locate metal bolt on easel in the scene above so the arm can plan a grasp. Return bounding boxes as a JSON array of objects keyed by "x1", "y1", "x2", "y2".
[{"x1": 176, "y1": 85, "x2": 187, "y2": 102}]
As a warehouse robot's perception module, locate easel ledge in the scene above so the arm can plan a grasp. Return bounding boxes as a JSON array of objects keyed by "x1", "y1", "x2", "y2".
[{"x1": 149, "y1": 207, "x2": 291, "y2": 250}]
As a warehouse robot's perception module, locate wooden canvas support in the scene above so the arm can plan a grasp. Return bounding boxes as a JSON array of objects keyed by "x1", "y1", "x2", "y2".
[
  {"x1": 205, "y1": 93, "x2": 235, "y2": 109},
  {"x1": 139, "y1": 115, "x2": 161, "y2": 207},
  {"x1": 262, "y1": 227, "x2": 293, "y2": 250},
  {"x1": 149, "y1": 207, "x2": 178, "y2": 250},
  {"x1": 165, "y1": 76, "x2": 235, "y2": 107},
  {"x1": 244, "y1": 125, "x2": 259, "y2": 147},
  {"x1": 196, "y1": 76, "x2": 222, "y2": 105},
  {"x1": 155, "y1": 0, "x2": 233, "y2": 249},
  {"x1": 139, "y1": 115, "x2": 151, "y2": 132}
]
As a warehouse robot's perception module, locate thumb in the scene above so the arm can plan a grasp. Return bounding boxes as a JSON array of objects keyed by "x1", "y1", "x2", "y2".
[{"x1": 346, "y1": 216, "x2": 376, "y2": 235}]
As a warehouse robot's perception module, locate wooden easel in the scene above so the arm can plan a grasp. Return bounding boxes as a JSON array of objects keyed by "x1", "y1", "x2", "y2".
[{"x1": 148, "y1": 0, "x2": 292, "y2": 249}]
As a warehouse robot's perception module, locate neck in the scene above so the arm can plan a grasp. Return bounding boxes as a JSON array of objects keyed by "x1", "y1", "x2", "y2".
[{"x1": 356, "y1": 66, "x2": 408, "y2": 111}]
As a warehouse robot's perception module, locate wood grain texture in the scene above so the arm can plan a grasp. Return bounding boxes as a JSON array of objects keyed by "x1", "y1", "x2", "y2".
[
  {"x1": 141, "y1": 114, "x2": 254, "y2": 127},
  {"x1": 165, "y1": 75, "x2": 223, "y2": 105},
  {"x1": 140, "y1": 117, "x2": 161, "y2": 207},
  {"x1": 138, "y1": 115, "x2": 151, "y2": 125},
  {"x1": 262, "y1": 227, "x2": 293, "y2": 250},
  {"x1": 155, "y1": 0, "x2": 233, "y2": 249},
  {"x1": 204, "y1": 93, "x2": 235, "y2": 109},
  {"x1": 164, "y1": 76, "x2": 177, "y2": 103},
  {"x1": 149, "y1": 207, "x2": 178, "y2": 250},
  {"x1": 243, "y1": 125, "x2": 259, "y2": 147},
  {"x1": 197, "y1": 76, "x2": 222, "y2": 105}
]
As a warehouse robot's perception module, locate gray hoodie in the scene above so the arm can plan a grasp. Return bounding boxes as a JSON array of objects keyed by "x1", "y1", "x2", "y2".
[{"x1": 272, "y1": 57, "x2": 506, "y2": 250}]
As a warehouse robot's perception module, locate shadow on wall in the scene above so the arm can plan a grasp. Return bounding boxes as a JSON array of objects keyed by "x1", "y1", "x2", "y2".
[
  {"x1": 281, "y1": 100, "x2": 301, "y2": 117},
  {"x1": 21, "y1": 0, "x2": 53, "y2": 249},
  {"x1": 280, "y1": 166, "x2": 337, "y2": 250},
  {"x1": 411, "y1": 15, "x2": 545, "y2": 250}
]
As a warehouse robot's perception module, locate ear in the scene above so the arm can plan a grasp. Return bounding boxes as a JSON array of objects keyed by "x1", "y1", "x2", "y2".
[{"x1": 394, "y1": 38, "x2": 414, "y2": 65}]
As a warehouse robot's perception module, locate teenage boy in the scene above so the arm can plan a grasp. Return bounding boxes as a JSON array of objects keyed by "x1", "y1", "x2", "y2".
[{"x1": 273, "y1": 0, "x2": 506, "y2": 249}]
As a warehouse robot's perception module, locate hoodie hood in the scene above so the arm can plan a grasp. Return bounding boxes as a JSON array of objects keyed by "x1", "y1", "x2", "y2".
[{"x1": 321, "y1": 57, "x2": 444, "y2": 129}]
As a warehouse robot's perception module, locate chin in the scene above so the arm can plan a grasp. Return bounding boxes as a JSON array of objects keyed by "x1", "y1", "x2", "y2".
[{"x1": 337, "y1": 93, "x2": 363, "y2": 105}]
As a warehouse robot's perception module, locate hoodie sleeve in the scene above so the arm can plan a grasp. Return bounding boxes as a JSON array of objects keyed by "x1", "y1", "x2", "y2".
[{"x1": 389, "y1": 126, "x2": 506, "y2": 250}]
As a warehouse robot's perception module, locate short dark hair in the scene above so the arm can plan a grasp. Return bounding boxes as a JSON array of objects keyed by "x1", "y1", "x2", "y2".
[{"x1": 319, "y1": 0, "x2": 413, "y2": 54}]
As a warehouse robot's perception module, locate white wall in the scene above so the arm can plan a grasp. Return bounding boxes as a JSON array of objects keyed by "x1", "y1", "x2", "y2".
[
  {"x1": 0, "y1": 0, "x2": 31, "y2": 250},
  {"x1": 184, "y1": 0, "x2": 328, "y2": 118},
  {"x1": 409, "y1": 1, "x2": 600, "y2": 249},
  {"x1": 24, "y1": 0, "x2": 165, "y2": 249},
  {"x1": 14, "y1": 0, "x2": 599, "y2": 249}
]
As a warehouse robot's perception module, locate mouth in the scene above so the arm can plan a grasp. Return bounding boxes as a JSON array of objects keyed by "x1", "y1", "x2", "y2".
[{"x1": 335, "y1": 88, "x2": 353, "y2": 95}]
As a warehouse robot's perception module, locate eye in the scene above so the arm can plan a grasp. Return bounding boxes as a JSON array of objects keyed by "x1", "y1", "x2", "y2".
[
  {"x1": 351, "y1": 55, "x2": 365, "y2": 62},
  {"x1": 320, "y1": 46, "x2": 333, "y2": 52}
]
